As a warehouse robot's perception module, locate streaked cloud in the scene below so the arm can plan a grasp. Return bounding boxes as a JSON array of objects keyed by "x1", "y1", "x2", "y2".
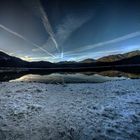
[
  {"x1": 0, "y1": 24, "x2": 55, "y2": 58},
  {"x1": 66, "y1": 31, "x2": 140, "y2": 55}
]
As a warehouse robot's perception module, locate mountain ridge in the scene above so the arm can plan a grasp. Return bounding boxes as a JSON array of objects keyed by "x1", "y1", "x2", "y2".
[
  {"x1": 98, "y1": 50, "x2": 140, "y2": 62},
  {"x1": 0, "y1": 50, "x2": 140, "y2": 68}
]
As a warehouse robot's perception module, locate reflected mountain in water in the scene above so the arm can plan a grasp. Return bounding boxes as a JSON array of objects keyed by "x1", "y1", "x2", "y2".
[
  {"x1": 9, "y1": 73, "x2": 125, "y2": 83},
  {"x1": 0, "y1": 73, "x2": 26, "y2": 82},
  {"x1": 98, "y1": 71, "x2": 140, "y2": 79},
  {"x1": 0, "y1": 70, "x2": 140, "y2": 83},
  {"x1": 1, "y1": 49, "x2": 140, "y2": 84}
]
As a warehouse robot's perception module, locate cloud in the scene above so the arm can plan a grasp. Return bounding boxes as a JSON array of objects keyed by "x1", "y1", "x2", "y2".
[
  {"x1": 0, "y1": 24, "x2": 55, "y2": 58},
  {"x1": 56, "y1": 14, "x2": 93, "y2": 45},
  {"x1": 23, "y1": 0, "x2": 94, "y2": 60},
  {"x1": 38, "y1": 0, "x2": 59, "y2": 52},
  {"x1": 66, "y1": 31, "x2": 140, "y2": 54},
  {"x1": 21, "y1": 56, "x2": 33, "y2": 61},
  {"x1": 63, "y1": 44, "x2": 140, "y2": 61},
  {"x1": 42, "y1": 13, "x2": 93, "y2": 58},
  {"x1": 23, "y1": 0, "x2": 59, "y2": 52}
]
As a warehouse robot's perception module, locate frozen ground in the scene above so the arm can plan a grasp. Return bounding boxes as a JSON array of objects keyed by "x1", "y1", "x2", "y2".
[{"x1": 0, "y1": 79, "x2": 140, "y2": 140}]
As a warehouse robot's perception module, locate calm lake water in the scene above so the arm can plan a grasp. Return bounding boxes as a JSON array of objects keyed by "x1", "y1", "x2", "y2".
[
  {"x1": 1, "y1": 70, "x2": 140, "y2": 83},
  {"x1": 9, "y1": 73, "x2": 126, "y2": 83}
]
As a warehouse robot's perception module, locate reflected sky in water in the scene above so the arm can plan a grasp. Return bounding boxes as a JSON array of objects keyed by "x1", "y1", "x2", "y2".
[{"x1": 10, "y1": 73, "x2": 126, "y2": 83}]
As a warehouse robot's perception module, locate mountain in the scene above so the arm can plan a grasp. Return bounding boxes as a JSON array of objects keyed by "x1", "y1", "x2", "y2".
[
  {"x1": 79, "y1": 59, "x2": 95, "y2": 63},
  {"x1": 57, "y1": 61, "x2": 77, "y2": 64},
  {"x1": 0, "y1": 51, "x2": 28, "y2": 67},
  {"x1": 111, "y1": 55, "x2": 140, "y2": 65},
  {"x1": 98, "y1": 50, "x2": 140, "y2": 62},
  {"x1": 0, "y1": 51, "x2": 53, "y2": 68},
  {"x1": 0, "y1": 50, "x2": 140, "y2": 69}
]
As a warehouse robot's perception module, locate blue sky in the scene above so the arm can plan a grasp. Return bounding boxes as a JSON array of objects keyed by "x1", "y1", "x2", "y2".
[{"x1": 0, "y1": 0, "x2": 140, "y2": 62}]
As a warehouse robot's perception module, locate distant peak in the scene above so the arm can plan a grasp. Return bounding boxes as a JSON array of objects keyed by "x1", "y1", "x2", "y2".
[
  {"x1": 98, "y1": 50, "x2": 140, "y2": 62},
  {"x1": 80, "y1": 58, "x2": 95, "y2": 63}
]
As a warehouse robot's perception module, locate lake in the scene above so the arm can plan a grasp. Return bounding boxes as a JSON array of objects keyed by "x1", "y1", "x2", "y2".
[{"x1": 0, "y1": 70, "x2": 140, "y2": 83}]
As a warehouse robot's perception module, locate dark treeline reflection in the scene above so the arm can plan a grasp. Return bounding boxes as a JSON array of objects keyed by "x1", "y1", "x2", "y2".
[{"x1": 0, "y1": 70, "x2": 140, "y2": 83}]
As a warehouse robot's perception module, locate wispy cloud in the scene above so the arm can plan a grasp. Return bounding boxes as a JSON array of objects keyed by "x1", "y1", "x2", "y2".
[
  {"x1": 42, "y1": 14, "x2": 93, "y2": 59},
  {"x1": 27, "y1": 0, "x2": 59, "y2": 52},
  {"x1": 0, "y1": 24, "x2": 55, "y2": 58},
  {"x1": 66, "y1": 31, "x2": 140, "y2": 54},
  {"x1": 20, "y1": 56, "x2": 33, "y2": 61},
  {"x1": 56, "y1": 14, "x2": 93, "y2": 45},
  {"x1": 64, "y1": 45, "x2": 140, "y2": 61}
]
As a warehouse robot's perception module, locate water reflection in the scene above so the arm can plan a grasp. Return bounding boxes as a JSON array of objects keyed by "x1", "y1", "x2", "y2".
[
  {"x1": 10, "y1": 73, "x2": 125, "y2": 83},
  {"x1": 0, "y1": 70, "x2": 140, "y2": 83},
  {"x1": 98, "y1": 70, "x2": 140, "y2": 79}
]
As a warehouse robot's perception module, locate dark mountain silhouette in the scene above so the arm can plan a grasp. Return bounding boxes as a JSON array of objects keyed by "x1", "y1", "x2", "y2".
[
  {"x1": 111, "y1": 55, "x2": 140, "y2": 65},
  {"x1": 98, "y1": 50, "x2": 140, "y2": 62},
  {"x1": 0, "y1": 51, "x2": 28, "y2": 67},
  {"x1": 79, "y1": 59, "x2": 96, "y2": 63},
  {"x1": 0, "y1": 50, "x2": 140, "y2": 70},
  {"x1": 0, "y1": 51, "x2": 54, "y2": 68},
  {"x1": 57, "y1": 61, "x2": 77, "y2": 64}
]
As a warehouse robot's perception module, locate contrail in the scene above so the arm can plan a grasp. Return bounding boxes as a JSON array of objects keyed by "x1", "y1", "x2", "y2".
[
  {"x1": 37, "y1": 0, "x2": 60, "y2": 52},
  {"x1": 60, "y1": 48, "x2": 64, "y2": 59},
  {"x1": 0, "y1": 24, "x2": 56, "y2": 58},
  {"x1": 66, "y1": 31, "x2": 140, "y2": 54}
]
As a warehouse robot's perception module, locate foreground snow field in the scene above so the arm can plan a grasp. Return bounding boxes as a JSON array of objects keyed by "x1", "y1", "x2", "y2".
[{"x1": 0, "y1": 79, "x2": 140, "y2": 140}]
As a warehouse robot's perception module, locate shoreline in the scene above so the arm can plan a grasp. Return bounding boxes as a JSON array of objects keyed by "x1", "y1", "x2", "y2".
[
  {"x1": 0, "y1": 79, "x2": 140, "y2": 140},
  {"x1": 0, "y1": 64, "x2": 140, "y2": 74}
]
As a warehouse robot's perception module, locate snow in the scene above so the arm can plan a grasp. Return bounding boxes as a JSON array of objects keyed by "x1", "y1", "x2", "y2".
[{"x1": 0, "y1": 79, "x2": 140, "y2": 140}]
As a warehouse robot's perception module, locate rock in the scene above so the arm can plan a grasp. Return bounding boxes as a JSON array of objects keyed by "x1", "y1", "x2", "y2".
[
  {"x1": 0, "y1": 130, "x2": 6, "y2": 140},
  {"x1": 101, "y1": 108, "x2": 119, "y2": 120}
]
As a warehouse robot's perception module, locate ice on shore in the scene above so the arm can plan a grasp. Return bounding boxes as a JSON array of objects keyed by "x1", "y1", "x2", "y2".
[{"x1": 0, "y1": 79, "x2": 140, "y2": 140}]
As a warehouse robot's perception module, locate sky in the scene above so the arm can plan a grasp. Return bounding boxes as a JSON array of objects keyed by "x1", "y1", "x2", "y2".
[{"x1": 0, "y1": 0, "x2": 140, "y2": 62}]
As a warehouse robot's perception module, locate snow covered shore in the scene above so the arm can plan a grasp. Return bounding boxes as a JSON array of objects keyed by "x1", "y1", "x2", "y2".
[{"x1": 0, "y1": 79, "x2": 140, "y2": 140}]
